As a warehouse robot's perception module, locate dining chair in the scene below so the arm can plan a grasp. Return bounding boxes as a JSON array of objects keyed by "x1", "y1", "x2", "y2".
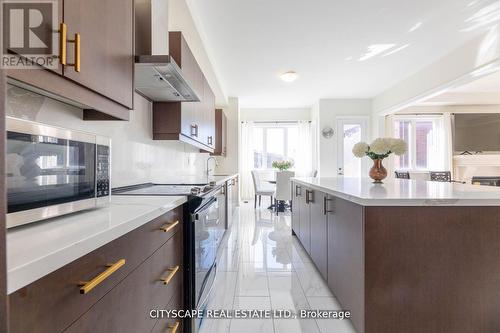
[
  {"x1": 251, "y1": 170, "x2": 276, "y2": 208},
  {"x1": 429, "y1": 171, "x2": 452, "y2": 182},
  {"x1": 275, "y1": 171, "x2": 295, "y2": 215},
  {"x1": 395, "y1": 171, "x2": 410, "y2": 179}
]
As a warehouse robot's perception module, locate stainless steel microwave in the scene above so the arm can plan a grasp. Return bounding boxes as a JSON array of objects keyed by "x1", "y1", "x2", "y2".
[{"x1": 6, "y1": 117, "x2": 111, "y2": 228}]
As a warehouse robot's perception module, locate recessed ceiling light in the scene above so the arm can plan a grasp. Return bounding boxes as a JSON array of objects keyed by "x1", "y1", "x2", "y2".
[{"x1": 280, "y1": 71, "x2": 299, "y2": 82}]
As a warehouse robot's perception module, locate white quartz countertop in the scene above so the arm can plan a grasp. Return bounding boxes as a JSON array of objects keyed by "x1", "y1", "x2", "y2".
[
  {"x1": 7, "y1": 195, "x2": 187, "y2": 294},
  {"x1": 292, "y1": 177, "x2": 500, "y2": 206},
  {"x1": 151, "y1": 173, "x2": 238, "y2": 186}
]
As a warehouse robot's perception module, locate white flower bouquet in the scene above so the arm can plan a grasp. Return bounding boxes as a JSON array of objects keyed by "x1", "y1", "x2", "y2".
[{"x1": 352, "y1": 138, "x2": 407, "y2": 160}]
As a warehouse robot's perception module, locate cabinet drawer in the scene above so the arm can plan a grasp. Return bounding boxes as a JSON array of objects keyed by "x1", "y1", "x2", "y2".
[
  {"x1": 65, "y1": 229, "x2": 183, "y2": 333},
  {"x1": 9, "y1": 206, "x2": 182, "y2": 333},
  {"x1": 150, "y1": 288, "x2": 184, "y2": 333}
]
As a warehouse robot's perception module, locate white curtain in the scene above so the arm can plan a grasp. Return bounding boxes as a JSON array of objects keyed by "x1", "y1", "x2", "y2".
[
  {"x1": 295, "y1": 121, "x2": 314, "y2": 177},
  {"x1": 240, "y1": 121, "x2": 255, "y2": 200},
  {"x1": 310, "y1": 120, "x2": 319, "y2": 175},
  {"x1": 384, "y1": 115, "x2": 396, "y2": 178},
  {"x1": 443, "y1": 113, "x2": 454, "y2": 175},
  {"x1": 427, "y1": 117, "x2": 446, "y2": 170}
]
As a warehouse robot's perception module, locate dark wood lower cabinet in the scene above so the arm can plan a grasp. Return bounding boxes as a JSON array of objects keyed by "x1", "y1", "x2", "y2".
[
  {"x1": 309, "y1": 190, "x2": 328, "y2": 280},
  {"x1": 150, "y1": 290, "x2": 183, "y2": 333},
  {"x1": 65, "y1": 230, "x2": 183, "y2": 333},
  {"x1": 231, "y1": 176, "x2": 239, "y2": 216},
  {"x1": 364, "y1": 206, "x2": 500, "y2": 333},
  {"x1": 9, "y1": 207, "x2": 183, "y2": 333},
  {"x1": 291, "y1": 184, "x2": 300, "y2": 235},
  {"x1": 298, "y1": 187, "x2": 311, "y2": 253},
  {"x1": 327, "y1": 196, "x2": 364, "y2": 333}
]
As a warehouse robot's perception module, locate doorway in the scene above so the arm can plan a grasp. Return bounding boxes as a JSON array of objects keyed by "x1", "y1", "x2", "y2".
[{"x1": 336, "y1": 117, "x2": 369, "y2": 177}]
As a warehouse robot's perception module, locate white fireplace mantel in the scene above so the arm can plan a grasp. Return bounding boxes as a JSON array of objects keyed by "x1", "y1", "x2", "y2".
[{"x1": 453, "y1": 154, "x2": 500, "y2": 183}]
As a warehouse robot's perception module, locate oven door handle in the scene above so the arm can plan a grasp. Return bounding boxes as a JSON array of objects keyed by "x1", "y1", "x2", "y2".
[{"x1": 195, "y1": 197, "x2": 218, "y2": 216}]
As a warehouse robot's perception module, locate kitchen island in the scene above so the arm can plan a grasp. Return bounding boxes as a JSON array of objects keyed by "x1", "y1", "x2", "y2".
[{"x1": 291, "y1": 177, "x2": 500, "y2": 333}]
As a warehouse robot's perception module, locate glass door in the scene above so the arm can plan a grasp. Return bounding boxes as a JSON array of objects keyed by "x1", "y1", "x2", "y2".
[{"x1": 336, "y1": 118, "x2": 369, "y2": 177}]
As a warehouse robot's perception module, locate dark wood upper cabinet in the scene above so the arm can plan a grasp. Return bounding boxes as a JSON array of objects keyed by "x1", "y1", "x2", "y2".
[
  {"x1": 63, "y1": 0, "x2": 134, "y2": 109},
  {"x1": 6, "y1": 0, "x2": 134, "y2": 120},
  {"x1": 209, "y1": 109, "x2": 227, "y2": 156},
  {"x1": 169, "y1": 32, "x2": 203, "y2": 99},
  {"x1": 153, "y1": 32, "x2": 215, "y2": 152},
  {"x1": 201, "y1": 78, "x2": 216, "y2": 148}
]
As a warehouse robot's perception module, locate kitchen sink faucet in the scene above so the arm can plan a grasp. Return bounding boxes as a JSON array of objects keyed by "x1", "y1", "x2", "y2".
[{"x1": 206, "y1": 156, "x2": 219, "y2": 177}]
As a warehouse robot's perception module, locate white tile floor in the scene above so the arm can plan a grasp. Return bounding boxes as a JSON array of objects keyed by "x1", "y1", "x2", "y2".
[{"x1": 199, "y1": 201, "x2": 357, "y2": 333}]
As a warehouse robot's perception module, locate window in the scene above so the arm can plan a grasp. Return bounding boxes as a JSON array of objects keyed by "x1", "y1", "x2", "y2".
[
  {"x1": 393, "y1": 116, "x2": 445, "y2": 171},
  {"x1": 253, "y1": 124, "x2": 299, "y2": 169}
]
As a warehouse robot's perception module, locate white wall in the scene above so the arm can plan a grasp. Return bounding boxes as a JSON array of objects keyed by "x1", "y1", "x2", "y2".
[
  {"x1": 169, "y1": 0, "x2": 227, "y2": 106},
  {"x1": 317, "y1": 99, "x2": 372, "y2": 177},
  {"x1": 6, "y1": 85, "x2": 210, "y2": 188},
  {"x1": 239, "y1": 107, "x2": 311, "y2": 122}
]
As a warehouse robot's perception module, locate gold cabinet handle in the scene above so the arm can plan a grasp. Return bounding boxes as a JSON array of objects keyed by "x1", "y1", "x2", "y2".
[
  {"x1": 59, "y1": 23, "x2": 67, "y2": 65},
  {"x1": 68, "y1": 33, "x2": 81, "y2": 72},
  {"x1": 161, "y1": 266, "x2": 180, "y2": 285},
  {"x1": 168, "y1": 321, "x2": 180, "y2": 333},
  {"x1": 78, "y1": 259, "x2": 125, "y2": 294},
  {"x1": 160, "y1": 220, "x2": 179, "y2": 233}
]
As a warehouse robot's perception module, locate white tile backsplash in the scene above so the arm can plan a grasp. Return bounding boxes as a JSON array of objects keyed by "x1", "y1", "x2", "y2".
[{"x1": 6, "y1": 85, "x2": 211, "y2": 188}]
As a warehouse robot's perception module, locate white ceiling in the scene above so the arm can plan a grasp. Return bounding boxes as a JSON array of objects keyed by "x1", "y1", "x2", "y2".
[{"x1": 186, "y1": 0, "x2": 500, "y2": 108}]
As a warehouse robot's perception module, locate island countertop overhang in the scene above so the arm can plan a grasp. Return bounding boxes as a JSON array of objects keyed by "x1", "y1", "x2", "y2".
[{"x1": 291, "y1": 177, "x2": 500, "y2": 206}]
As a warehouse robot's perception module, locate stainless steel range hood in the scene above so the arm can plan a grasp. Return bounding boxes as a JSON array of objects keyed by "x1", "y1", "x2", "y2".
[
  {"x1": 135, "y1": 55, "x2": 200, "y2": 102},
  {"x1": 134, "y1": 0, "x2": 199, "y2": 102}
]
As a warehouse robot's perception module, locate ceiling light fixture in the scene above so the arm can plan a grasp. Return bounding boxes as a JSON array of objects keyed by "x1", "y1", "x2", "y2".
[{"x1": 280, "y1": 71, "x2": 299, "y2": 82}]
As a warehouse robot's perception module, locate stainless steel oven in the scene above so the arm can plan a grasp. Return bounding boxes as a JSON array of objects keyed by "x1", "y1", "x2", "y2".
[
  {"x1": 191, "y1": 187, "x2": 225, "y2": 332},
  {"x1": 6, "y1": 117, "x2": 111, "y2": 228}
]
